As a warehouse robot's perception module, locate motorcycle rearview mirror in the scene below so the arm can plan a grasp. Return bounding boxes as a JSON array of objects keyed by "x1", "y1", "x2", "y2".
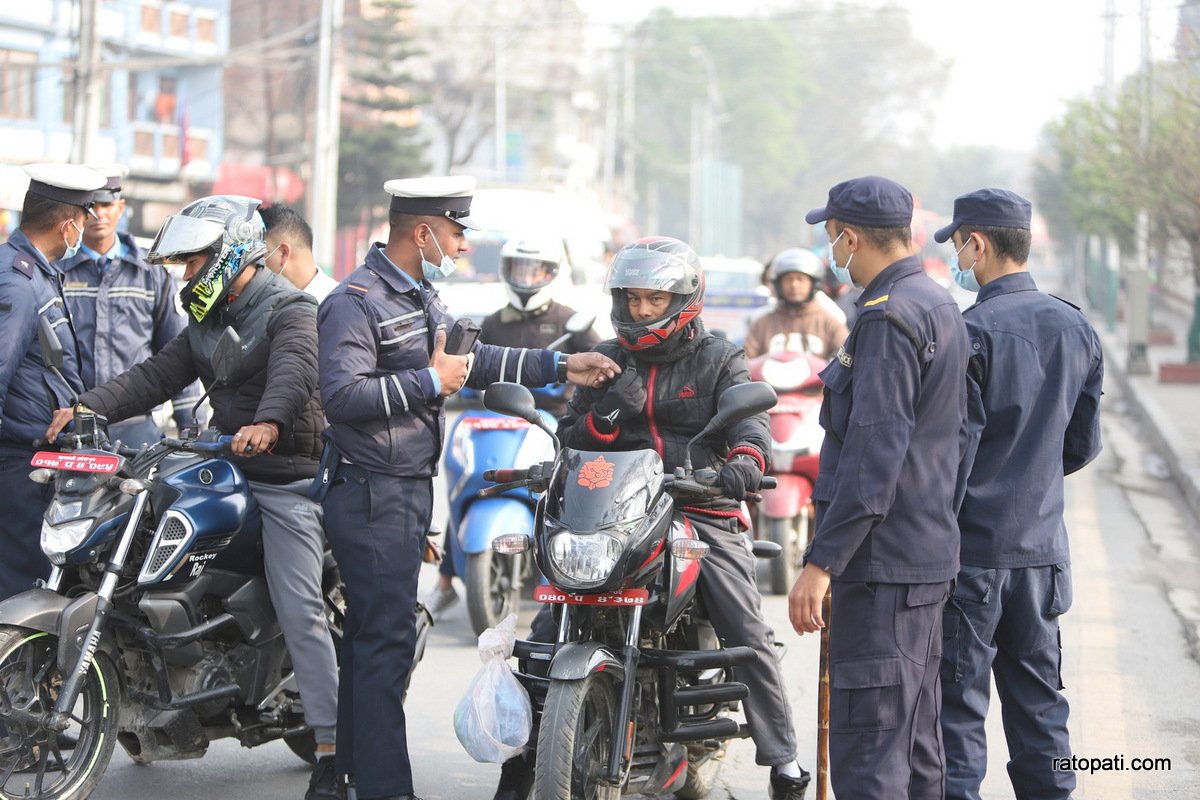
[
  {"x1": 37, "y1": 316, "x2": 79, "y2": 405},
  {"x1": 190, "y1": 327, "x2": 243, "y2": 428},
  {"x1": 683, "y1": 382, "x2": 778, "y2": 471},
  {"x1": 546, "y1": 312, "x2": 596, "y2": 351},
  {"x1": 484, "y1": 381, "x2": 560, "y2": 453}
]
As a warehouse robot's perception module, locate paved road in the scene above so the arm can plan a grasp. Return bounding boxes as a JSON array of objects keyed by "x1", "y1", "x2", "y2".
[{"x1": 79, "y1": 383, "x2": 1200, "y2": 799}]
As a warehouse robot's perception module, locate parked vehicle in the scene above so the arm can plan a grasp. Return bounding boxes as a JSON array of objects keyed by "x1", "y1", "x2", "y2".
[
  {"x1": 748, "y1": 350, "x2": 826, "y2": 594},
  {"x1": 444, "y1": 315, "x2": 593, "y2": 636},
  {"x1": 0, "y1": 326, "x2": 430, "y2": 800},
  {"x1": 480, "y1": 380, "x2": 780, "y2": 800}
]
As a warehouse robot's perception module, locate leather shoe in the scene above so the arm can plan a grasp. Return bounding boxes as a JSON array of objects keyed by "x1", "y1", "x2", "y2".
[{"x1": 769, "y1": 765, "x2": 811, "y2": 800}]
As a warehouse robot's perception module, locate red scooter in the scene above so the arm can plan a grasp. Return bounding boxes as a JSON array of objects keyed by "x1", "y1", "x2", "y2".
[{"x1": 748, "y1": 350, "x2": 826, "y2": 594}]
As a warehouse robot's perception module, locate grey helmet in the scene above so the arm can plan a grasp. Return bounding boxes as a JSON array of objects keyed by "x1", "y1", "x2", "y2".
[{"x1": 765, "y1": 247, "x2": 824, "y2": 307}]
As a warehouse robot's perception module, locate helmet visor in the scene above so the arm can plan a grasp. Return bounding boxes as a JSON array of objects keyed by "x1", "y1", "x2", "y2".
[
  {"x1": 604, "y1": 248, "x2": 697, "y2": 294},
  {"x1": 503, "y1": 257, "x2": 557, "y2": 291},
  {"x1": 147, "y1": 215, "x2": 224, "y2": 264}
]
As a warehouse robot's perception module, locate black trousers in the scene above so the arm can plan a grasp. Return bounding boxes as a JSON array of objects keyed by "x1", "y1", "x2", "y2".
[
  {"x1": 323, "y1": 462, "x2": 431, "y2": 800},
  {"x1": 0, "y1": 450, "x2": 53, "y2": 600}
]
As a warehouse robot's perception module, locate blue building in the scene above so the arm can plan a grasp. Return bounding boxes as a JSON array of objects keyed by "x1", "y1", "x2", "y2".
[{"x1": 0, "y1": 0, "x2": 228, "y2": 238}]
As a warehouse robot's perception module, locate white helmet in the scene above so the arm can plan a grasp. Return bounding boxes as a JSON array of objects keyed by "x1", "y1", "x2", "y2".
[{"x1": 500, "y1": 236, "x2": 568, "y2": 312}]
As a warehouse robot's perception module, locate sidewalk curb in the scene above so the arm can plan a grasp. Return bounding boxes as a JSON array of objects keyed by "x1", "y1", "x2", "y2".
[{"x1": 1098, "y1": 331, "x2": 1200, "y2": 525}]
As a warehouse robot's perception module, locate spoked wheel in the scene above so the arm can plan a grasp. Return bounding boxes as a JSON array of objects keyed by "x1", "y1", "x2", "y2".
[
  {"x1": 534, "y1": 674, "x2": 621, "y2": 800},
  {"x1": 465, "y1": 549, "x2": 521, "y2": 637},
  {"x1": 0, "y1": 626, "x2": 119, "y2": 800}
]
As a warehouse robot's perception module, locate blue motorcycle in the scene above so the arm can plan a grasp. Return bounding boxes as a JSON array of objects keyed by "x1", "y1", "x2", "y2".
[
  {"x1": 0, "y1": 327, "x2": 430, "y2": 800},
  {"x1": 443, "y1": 314, "x2": 592, "y2": 636}
]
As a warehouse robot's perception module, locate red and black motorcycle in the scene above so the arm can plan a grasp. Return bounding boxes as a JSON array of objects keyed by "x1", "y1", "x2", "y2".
[
  {"x1": 480, "y1": 381, "x2": 779, "y2": 800},
  {"x1": 748, "y1": 350, "x2": 825, "y2": 595}
]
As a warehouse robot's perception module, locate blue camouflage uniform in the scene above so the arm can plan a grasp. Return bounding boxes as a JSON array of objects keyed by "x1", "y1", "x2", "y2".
[
  {"x1": 805, "y1": 254, "x2": 969, "y2": 799},
  {"x1": 57, "y1": 231, "x2": 202, "y2": 444},
  {"x1": 0, "y1": 229, "x2": 84, "y2": 598},
  {"x1": 941, "y1": 272, "x2": 1103, "y2": 800},
  {"x1": 318, "y1": 243, "x2": 562, "y2": 800}
]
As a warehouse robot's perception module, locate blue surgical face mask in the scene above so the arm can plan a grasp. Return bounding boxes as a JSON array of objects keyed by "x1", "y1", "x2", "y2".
[
  {"x1": 419, "y1": 226, "x2": 457, "y2": 282},
  {"x1": 62, "y1": 220, "x2": 84, "y2": 260},
  {"x1": 827, "y1": 230, "x2": 856, "y2": 287},
  {"x1": 950, "y1": 237, "x2": 979, "y2": 293}
]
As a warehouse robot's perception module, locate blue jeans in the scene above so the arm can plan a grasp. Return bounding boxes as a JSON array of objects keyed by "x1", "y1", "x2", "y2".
[{"x1": 940, "y1": 564, "x2": 1075, "y2": 800}]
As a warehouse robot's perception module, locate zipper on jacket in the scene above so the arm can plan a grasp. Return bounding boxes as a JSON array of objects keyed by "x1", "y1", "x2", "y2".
[{"x1": 645, "y1": 364, "x2": 663, "y2": 457}]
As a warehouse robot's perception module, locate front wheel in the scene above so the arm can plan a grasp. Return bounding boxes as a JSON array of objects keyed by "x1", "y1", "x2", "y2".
[
  {"x1": 465, "y1": 549, "x2": 521, "y2": 637},
  {"x1": 0, "y1": 626, "x2": 119, "y2": 800},
  {"x1": 534, "y1": 674, "x2": 621, "y2": 800}
]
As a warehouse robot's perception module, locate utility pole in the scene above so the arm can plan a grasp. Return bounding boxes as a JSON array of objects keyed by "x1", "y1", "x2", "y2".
[
  {"x1": 1127, "y1": 0, "x2": 1153, "y2": 375},
  {"x1": 494, "y1": 28, "x2": 507, "y2": 182},
  {"x1": 70, "y1": 0, "x2": 101, "y2": 165},
  {"x1": 311, "y1": 0, "x2": 344, "y2": 271}
]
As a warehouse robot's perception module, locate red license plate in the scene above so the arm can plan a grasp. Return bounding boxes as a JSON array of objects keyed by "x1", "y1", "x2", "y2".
[
  {"x1": 31, "y1": 451, "x2": 121, "y2": 474},
  {"x1": 533, "y1": 585, "x2": 650, "y2": 606}
]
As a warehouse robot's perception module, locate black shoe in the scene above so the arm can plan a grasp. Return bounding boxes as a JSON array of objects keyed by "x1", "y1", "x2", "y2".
[
  {"x1": 769, "y1": 765, "x2": 812, "y2": 800},
  {"x1": 493, "y1": 753, "x2": 534, "y2": 800},
  {"x1": 305, "y1": 755, "x2": 342, "y2": 800}
]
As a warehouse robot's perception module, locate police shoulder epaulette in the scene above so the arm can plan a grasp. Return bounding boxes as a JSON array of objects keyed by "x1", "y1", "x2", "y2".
[
  {"x1": 1048, "y1": 293, "x2": 1081, "y2": 311},
  {"x1": 11, "y1": 257, "x2": 35, "y2": 279},
  {"x1": 862, "y1": 293, "x2": 889, "y2": 308},
  {"x1": 346, "y1": 282, "x2": 370, "y2": 295}
]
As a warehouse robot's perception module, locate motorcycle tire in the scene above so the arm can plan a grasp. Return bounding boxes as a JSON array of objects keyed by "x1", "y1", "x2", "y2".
[
  {"x1": 465, "y1": 549, "x2": 521, "y2": 637},
  {"x1": 0, "y1": 626, "x2": 119, "y2": 800},
  {"x1": 534, "y1": 673, "x2": 621, "y2": 800},
  {"x1": 767, "y1": 506, "x2": 810, "y2": 596}
]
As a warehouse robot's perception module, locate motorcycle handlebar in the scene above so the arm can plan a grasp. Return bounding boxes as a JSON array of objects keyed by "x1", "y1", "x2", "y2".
[{"x1": 484, "y1": 468, "x2": 528, "y2": 483}]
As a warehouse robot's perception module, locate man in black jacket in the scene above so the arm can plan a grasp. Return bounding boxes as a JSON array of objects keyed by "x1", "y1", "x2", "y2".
[
  {"x1": 496, "y1": 237, "x2": 811, "y2": 800},
  {"x1": 46, "y1": 195, "x2": 341, "y2": 800}
]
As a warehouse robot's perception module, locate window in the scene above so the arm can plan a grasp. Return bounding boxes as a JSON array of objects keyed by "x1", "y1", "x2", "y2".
[
  {"x1": 141, "y1": 3, "x2": 161, "y2": 34},
  {"x1": 169, "y1": 10, "x2": 188, "y2": 38},
  {"x1": 134, "y1": 129, "x2": 154, "y2": 156},
  {"x1": 0, "y1": 50, "x2": 36, "y2": 119},
  {"x1": 196, "y1": 16, "x2": 215, "y2": 43}
]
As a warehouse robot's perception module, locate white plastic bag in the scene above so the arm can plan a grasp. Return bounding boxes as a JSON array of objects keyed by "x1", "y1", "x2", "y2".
[{"x1": 453, "y1": 613, "x2": 533, "y2": 763}]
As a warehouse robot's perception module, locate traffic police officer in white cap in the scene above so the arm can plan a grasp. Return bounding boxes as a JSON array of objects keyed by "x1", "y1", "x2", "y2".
[
  {"x1": 317, "y1": 175, "x2": 619, "y2": 800},
  {"x1": 57, "y1": 163, "x2": 203, "y2": 446},
  {"x1": 0, "y1": 163, "x2": 104, "y2": 599}
]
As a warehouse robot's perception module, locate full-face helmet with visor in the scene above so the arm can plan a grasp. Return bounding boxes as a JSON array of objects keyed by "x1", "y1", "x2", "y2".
[
  {"x1": 500, "y1": 236, "x2": 567, "y2": 312},
  {"x1": 148, "y1": 194, "x2": 267, "y2": 323},
  {"x1": 606, "y1": 236, "x2": 704, "y2": 351}
]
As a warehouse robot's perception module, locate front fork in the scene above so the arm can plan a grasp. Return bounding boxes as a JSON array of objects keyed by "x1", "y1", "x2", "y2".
[
  {"x1": 604, "y1": 604, "x2": 643, "y2": 785},
  {"x1": 48, "y1": 489, "x2": 149, "y2": 730}
]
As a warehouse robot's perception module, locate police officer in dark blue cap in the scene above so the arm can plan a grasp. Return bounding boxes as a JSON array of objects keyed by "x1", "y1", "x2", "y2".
[
  {"x1": 935, "y1": 189, "x2": 1103, "y2": 800},
  {"x1": 317, "y1": 175, "x2": 619, "y2": 800},
  {"x1": 0, "y1": 163, "x2": 103, "y2": 599},
  {"x1": 789, "y1": 176, "x2": 969, "y2": 799}
]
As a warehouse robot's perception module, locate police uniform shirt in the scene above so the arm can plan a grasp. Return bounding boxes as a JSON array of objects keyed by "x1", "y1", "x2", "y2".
[
  {"x1": 957, "y1": 271, "x2": 1103, "y2": 568},
  {"x1": 0, "y1": 229, "x2": 83, "y2": 449},
  {"x1": 57, "y1": 231, "x2": 200, "y2": 414},
  {"x1": 318, "y1": 243, "x2": 559, "y2": 477},
  {"x1": 806, "y1": 255, "x2": 969, "y2": 583}
]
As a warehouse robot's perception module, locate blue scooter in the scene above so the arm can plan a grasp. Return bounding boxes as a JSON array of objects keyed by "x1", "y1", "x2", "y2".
[{"x1": 443, "y1": 313, "x2": 593, "y2": 636}]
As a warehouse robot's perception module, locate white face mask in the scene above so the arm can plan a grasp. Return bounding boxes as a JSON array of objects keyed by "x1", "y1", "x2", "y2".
[
  {"x1": 950, "y1": 237, "x2": 980, "y2": 293},
  {"x1": 62, "y1": 220, "x2": 84, "y2": 260},
  {"x1": 828, "y1": 230, "x2": 856, "y2": 287},
  {"x1": 419, "y1": 227, "x2": 457, "y2": 282}
]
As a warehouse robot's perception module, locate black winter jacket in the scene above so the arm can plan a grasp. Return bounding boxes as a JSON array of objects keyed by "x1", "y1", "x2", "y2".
[
  {"x1": 558, "y1": 323, "x2": 771, "y2": 498},
  {"x1": 81, "y1": 269, "x2": 324, "y2": 483}
]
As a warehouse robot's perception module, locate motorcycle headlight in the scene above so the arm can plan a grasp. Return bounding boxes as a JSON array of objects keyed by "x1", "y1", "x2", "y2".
[
  {"x1": 547, "y1": 530, "x2": 623, "y2": 587},
  {"x1": 41, "y1": 517, "x2": 96, "y2": 564},
  {"x1": 46, "y1": 498, "x2": 84, "y2": 524}
]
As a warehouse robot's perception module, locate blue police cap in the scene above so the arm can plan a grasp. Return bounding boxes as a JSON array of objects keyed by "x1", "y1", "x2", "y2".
[
  {"x1": 933, "y1": 188, "x2": 1032, "y2": 243},
  {"x1": 805, "y1": 176, "x2": 913, "y2": 228}
]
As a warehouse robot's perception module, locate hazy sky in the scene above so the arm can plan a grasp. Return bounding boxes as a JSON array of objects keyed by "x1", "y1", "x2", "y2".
[{"x1": 575, "y1": 0, "x2": 1183, "y2": 151}]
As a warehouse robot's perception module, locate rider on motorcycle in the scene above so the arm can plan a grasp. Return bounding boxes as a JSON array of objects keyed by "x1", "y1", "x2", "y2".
[
  {"x1": 494, "y1": 236, "x2": 811, "y2": 800},
  {"x1": 743, "y1": 247, "x2": 849, "y2": 359},
  {"x1": 45, "y1": 195, "x2": 341, "y2": 800},
  {"x1": 425, "y1": 235, "x2": 600, "y2": 618}
]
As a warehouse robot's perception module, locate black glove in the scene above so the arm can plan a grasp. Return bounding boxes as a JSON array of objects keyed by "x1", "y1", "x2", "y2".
[
  {"x1": 719, "y1": 455, "x2": 763, "y2": 501},
  {"x1": 592, "y1": 369, "x2": 646, "y2": 432}
]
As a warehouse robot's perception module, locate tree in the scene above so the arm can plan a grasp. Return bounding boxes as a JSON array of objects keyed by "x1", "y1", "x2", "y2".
[{"x1": 338, "y1": 0, "x2": 428, "y2": 234}]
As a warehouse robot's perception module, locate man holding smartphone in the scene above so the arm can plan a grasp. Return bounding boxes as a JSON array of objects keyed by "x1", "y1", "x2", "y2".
[{"x1": 316, "y1": 176, "x2": 619, "y2": 800}]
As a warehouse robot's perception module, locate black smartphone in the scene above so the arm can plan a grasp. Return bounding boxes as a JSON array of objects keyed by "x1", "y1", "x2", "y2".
[{"x1": 444, "y1": 318, "x2": 481, "y2": 355}]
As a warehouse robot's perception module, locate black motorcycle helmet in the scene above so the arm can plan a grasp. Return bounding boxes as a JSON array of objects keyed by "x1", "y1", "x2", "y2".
[
  {"x1": 765, "y1": 248, "x2": 824, "y2": 308},
  {"x1": 606, "y1": 236, "x2": 704, "y2": 351}
]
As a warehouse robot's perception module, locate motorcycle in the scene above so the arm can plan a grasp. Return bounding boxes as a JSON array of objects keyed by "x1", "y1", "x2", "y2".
[
  {"x1": 443, "y1": 312, "x2": 594, "y2": 636},
  {"x1": 0, "y1": 325, "x2": 431, "y2": 800},
  {"x1": 748, "y1": 350, "x2": 825, "y2": 595},
  {"x1": 480, "y1": 380, "x2": 780, "y2": 799}
]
